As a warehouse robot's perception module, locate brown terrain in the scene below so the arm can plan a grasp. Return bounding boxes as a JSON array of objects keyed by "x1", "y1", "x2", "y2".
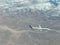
[
  {"x1": 0, "y1": 25, "x2": 60, "y2": 45},
  {"x1": 0, "y1": 7, "x2": 60, "y2": 45}
]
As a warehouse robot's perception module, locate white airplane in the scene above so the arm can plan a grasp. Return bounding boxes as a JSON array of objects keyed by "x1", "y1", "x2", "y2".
[{"x1": 29, "y1": 25, "x2": 50, "y2": 31}]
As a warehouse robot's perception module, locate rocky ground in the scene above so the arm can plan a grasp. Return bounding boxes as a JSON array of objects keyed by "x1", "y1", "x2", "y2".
[
  {"x1": 0, "y1": 0, "x2": 60, "y2": 45},
  {"x1": 0, "y1": 25, "x2": 60, "y2": 45},
  {"x1": 0, "y1": 9, "x2": 60, "y2": 45}
]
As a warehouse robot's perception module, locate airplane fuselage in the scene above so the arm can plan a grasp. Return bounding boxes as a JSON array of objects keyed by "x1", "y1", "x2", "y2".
[
  {"x1": 29, "y1": 25, "x2": 50, "y2": 31},
  {"x1": 32, "y1": 27, "x2": 50, "y2": 30}
]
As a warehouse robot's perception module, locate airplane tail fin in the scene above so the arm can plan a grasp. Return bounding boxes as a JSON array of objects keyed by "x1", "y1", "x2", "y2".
[{"x1": 29, "y1": 25, "x2": 33, "y2": 29}]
